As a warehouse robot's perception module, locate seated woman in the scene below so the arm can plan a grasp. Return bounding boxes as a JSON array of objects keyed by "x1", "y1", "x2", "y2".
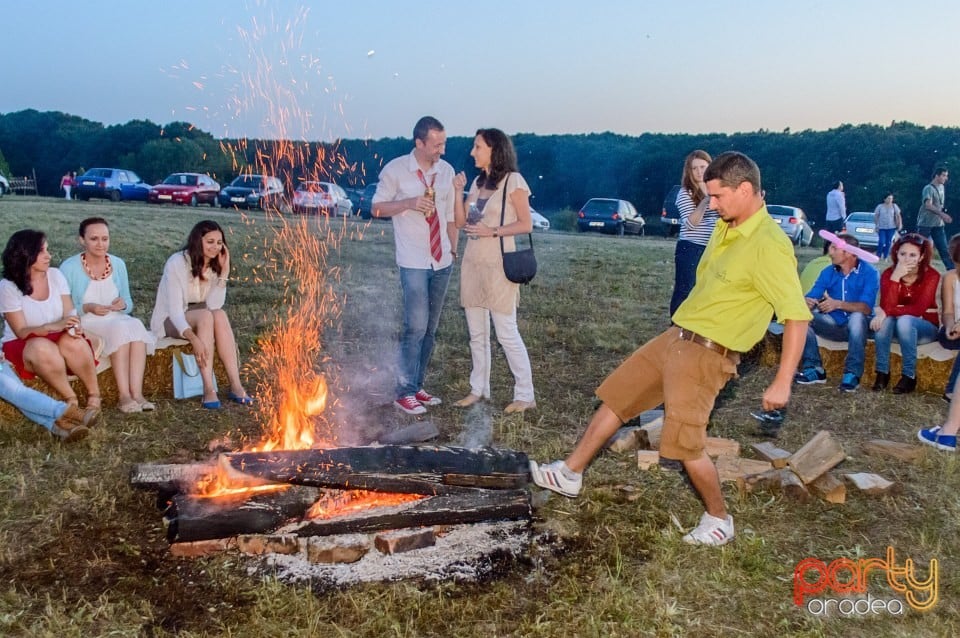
[
  {"x1": 937, "y1": 234, "x2": 960, "y2": 401},
  {"x1": 60, "y1": 217, "x2": 157, "y2": 413},
  {"x1": 1, "y1": 351, "x2": 94, "y2": 441},
  {"x1": 870, "y1": 233, "x2": 940, "y2": 394},
  {"x1": 0, "y1": 229, "x2": 101, "y2": 417},
  {"x1": 150, "y1": 220, "x2": 252, "y2": 409}
]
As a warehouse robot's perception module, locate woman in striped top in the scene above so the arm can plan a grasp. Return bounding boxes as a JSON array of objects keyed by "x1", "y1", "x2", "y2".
[{"x1": 668, "y1": 150, "x2": 719, "y2": 317}]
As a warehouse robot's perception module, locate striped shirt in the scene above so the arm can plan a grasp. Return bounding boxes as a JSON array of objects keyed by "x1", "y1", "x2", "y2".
[{"x1": 677, "y1": 188, "x2": 719, "y2": 246}]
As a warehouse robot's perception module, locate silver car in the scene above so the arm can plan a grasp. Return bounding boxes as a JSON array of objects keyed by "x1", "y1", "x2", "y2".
[
  {"x1": 767, "y1": 204, "x2": 813, "y2": 246},
  {"x1": 841, "y1": 212, "x2": 879, "y2": 250}
]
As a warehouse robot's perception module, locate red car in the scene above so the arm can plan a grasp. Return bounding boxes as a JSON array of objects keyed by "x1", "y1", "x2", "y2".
[{"x1": 148, "y1": 173, "x2": 220, "y2": 207}]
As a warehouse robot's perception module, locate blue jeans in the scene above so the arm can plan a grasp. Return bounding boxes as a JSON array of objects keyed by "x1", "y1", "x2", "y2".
[
  {"x1": 396, "y1": 265, "x2": 452, "y2": 398},
  {"x1": 939, "y1": 327, "x2": 960, "y2": 394},
  {"x1": 917, "y1": 226, "x2": 954, "y2": 270},
  {"x1": 877, "y1": 228, "x2": 897, "y2": 260},
  {"x1": 801, "y1": 311, "x2": 869, "y2": 378},
  {"x1": 669, "y1": 240, "x2": 706, "y2": 317},
  {"x1": 873, "y1": 315, "x2": 937, "y2": 378},
  {"x1": 0, "y1": 361, "x2": 67, "y2": 431}
]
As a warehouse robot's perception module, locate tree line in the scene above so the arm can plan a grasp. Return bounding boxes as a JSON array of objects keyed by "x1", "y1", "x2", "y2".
[{"x1": 2, "y1": 109, "x2": 960, "y2": 233}]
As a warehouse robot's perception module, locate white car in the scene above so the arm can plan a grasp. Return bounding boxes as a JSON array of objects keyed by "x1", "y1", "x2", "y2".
[
  {"x1": 531, "y1": 209, "x2": 550, "y2": 231},
  {"x1": 292, "y1": 181, "x2": 354, "y2": 216},
  {"x1": 0, "y1": 174, "x2": 9, "y2": 197}
]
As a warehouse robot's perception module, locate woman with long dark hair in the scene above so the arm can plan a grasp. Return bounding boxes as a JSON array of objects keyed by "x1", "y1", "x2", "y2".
[
  {"x1": 870, "y1": 233, "x2": 940, "y2": 394},
  {"x1": 150, "y1": 220, "x2": 252, "y2": 408},
  {"x1": 0, "y1": 229, "x2": 101, "y2": 420},
  {"x1": 451, "y1": 128, "x2": 535, "y2": 413},
  {"x1": 668, "y1": 150, "x2": 718, "y2": 317},
  {"x1": 61, "y1": 217, "x2": 157, "y2": 413}
]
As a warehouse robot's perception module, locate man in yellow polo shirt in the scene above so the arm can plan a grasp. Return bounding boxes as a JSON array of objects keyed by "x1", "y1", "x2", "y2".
[{"x1": 530, "y1": 152, "x2": 812, "y2": 546}]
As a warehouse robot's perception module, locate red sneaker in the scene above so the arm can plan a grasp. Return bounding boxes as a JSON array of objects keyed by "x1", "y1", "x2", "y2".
[
  {"x1": 395, "y1": 395, "x2": 426, "y2": 415},
  {"x1": 415, "y1": 389, "x2": 442, "y2": 406}
]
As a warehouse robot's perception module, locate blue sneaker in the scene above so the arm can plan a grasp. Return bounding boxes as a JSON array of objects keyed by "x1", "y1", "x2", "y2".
[
  {"x1": 918, "y1": 427, "x2": 957, "y2": 451},
  {"x1": 838, "y1": 373, "x2": 859, "y2": 392},
  {"x1": 794, "y1": 368, "x2": 827, "y2": 385}
]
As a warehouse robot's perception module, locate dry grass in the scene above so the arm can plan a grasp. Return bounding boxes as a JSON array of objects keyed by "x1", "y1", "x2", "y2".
[{"x1": 0, "y1": 197, "x2": 957, "y2": 637}]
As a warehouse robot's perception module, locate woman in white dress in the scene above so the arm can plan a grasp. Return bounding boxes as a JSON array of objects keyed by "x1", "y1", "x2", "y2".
[
  {"x1": 0, "y1": 229, "x2": 101, "y2": 421},
  {"x1": 150, "y1": 220, "x2": 252, "y2": 409},
  {"x1": 60, "y1": 217, "x2": 157, "y2": 413}
]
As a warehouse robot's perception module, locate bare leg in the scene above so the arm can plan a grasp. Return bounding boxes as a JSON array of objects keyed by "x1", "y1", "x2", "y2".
[
  {"x1": 940, "y1": 391, "x2": 960, "y2": 436},
  {"x1": 564, "y1": 404, "x2": 623, "y2": 473},
  {"x1": 23, "y1": 340, "x2": 75, "y2": 401},
  {"x1": 58, "y1": 337, "x2": 100, "y2": 406},
  {"x1": 682, "y1": 454, "x2": 726, "y2": 518},
  {"x1": 212, "y1": 310, "x2": 247, "y2": 396},
  {"x1": 187, "y1": 309, "x2": 218, "y2": 403},
  {"x1": 110, "y1": 343, "x2": 133, "y2": 406},
  {"x1": 128, "y1": 341, "x2": 147, "y2": 402}
]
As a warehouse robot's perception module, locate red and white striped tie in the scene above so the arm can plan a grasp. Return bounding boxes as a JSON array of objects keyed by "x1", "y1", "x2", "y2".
[{"x1": 417, "y1": 169, "x2": 442, "y2": 261}]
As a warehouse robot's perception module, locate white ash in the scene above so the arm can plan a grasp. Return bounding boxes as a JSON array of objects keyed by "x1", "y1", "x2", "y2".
[{"x1": 248, "y1": 520, "x2": 531, "y2": 588}]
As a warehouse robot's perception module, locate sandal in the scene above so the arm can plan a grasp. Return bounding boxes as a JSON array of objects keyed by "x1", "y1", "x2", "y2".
[
  {"x1": 119, "y1": 399, "x2": 142, "y2": 414},
  {"x1": 86, "y1": 394, "x2": 102, "y2": 409},
  {"x1": 137, "y1": 399, "x2": 156, "y2": 412}
]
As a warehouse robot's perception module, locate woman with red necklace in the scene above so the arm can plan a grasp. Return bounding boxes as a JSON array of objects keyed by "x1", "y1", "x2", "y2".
[{"x1": 61, "y1": 217, "x2": 156, "y2": 413}]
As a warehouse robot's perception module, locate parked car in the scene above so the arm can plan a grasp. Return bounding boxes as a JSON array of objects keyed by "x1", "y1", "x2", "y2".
[
  {"x1": 576, "y1": 198, "x2": 644, "y2": 236},
  {"x1": 148, "y1": 173, "x2": 220, "y2": 207},
  {"x1": 217, "y1": 174, "x2": 286, "y2": 210},
  {"x1": 0, "y1": 174, "x2": 9, "y2": 197},
  {"x1": 530, "y1": 208, "x2": 550, "y2": 231},
  {"x1": 358, "y1": 182, "x2": 379, "y2": 219},
  {"x1": 292, "y1": 181, "x2": 354, "y2": 216},
  {"x1": 660, "y1": 185, "x2": 682, "y2": 236},
  {"x1": 767, "y1": 204, "x2": 814, "y2": 246},
  {"x1": 841, "y1": 211, "x2": 879, "y2": 250},
  {"x1": 75, "y1": 168, "x2": 151, "y2": 202}
]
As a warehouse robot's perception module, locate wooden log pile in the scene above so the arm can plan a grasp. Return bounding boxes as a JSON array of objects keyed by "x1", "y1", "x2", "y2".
[
  {"x1": 605, "y1": 420, "x2": 912, "y2": 505},
  {"x1": 131, "y1": 445, "x2": 534, "y2": 553}
]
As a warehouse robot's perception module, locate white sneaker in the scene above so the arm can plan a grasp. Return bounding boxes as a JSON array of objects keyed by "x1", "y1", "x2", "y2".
[
  {"x1": 682, "y1": 512, "x2": 735, "y2": 546},
  {"x1": 529, "y1": 460, "x2": 582, "y2": 498}
]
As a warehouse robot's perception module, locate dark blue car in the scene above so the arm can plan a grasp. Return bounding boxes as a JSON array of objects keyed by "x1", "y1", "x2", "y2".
[{"x1": 75, "y1": 168, "x2": 151, "y2": 202}]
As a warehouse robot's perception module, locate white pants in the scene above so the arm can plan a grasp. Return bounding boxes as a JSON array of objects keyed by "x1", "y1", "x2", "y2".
[
  {"x1": 64, "y1": 185, "x2": 72, "y2": 199},
  {"x1": 464, "y1": 305, "x2": 534, "y2": 402}
]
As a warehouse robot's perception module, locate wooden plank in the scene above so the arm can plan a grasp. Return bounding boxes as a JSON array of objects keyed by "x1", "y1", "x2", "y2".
[
  {"x1": 606, "y1": 427, "x2": 640, "y2": 453},
  {"x1": 861, "y1": 439, "x2": 925, "y2": 463},
  {"x1": 221, "y1": 445, "x2": 530, "y2": 495},
  {"x1": 636, "y1": 450, "x2": 660, "y2": 470},
  {"x1": 374, "y1": 528, "x2": 436, "y2": 554},
  {"x1": 810, "y1": 472, "x2": 846, "y2": 504},
  {"x1": 779, "y1": 469, "x2": 812, "y2": 503},
  {"x1": 129, "y1": 462, "x2": 215, "y2": 492},
  {"x1": 739, "y1": 468, "x2": 782, "y2": 494},
  {"x1": 750, "y1": 442, "x2": 792, "y2": 469},
  {"x1": 704, "y1": 437, "x2": 740, "y2": 458},
  {"x1": 636, "y1": 418, "x2": 663, "y2": 450},
  {"x1": 293, "y1": 489, "x2": 531, "y2": 537},
  {"x1": 843, "y1": 472, "x2": 899, "y2": 495},
  {"x1": 787, "y1": 431, "x2": 846, "y2": 484}
]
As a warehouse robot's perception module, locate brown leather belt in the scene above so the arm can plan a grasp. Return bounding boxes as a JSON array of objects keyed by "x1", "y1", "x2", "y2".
[{"x1": 676, "y1": 328, "x2": 740, "y2": 362}]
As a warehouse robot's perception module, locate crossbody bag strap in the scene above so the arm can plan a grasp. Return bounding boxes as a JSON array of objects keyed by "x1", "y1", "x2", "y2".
[{"x1": 498, "y1": 174, "x2": 535, "y2": 255}]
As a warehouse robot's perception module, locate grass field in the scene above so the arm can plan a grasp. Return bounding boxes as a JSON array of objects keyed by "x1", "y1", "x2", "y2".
[{"x1": 0, "y1": 196, "x2": 957, "y2": 637}]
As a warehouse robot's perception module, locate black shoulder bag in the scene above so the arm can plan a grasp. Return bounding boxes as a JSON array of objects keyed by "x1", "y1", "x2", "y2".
[{"x1": 498, "y1": 175, "x2": 538, "y2": 284}]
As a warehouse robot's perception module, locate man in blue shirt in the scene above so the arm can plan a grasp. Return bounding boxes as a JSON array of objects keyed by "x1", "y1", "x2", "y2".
[{"x1": 795, "y1": 233, "x2": 879, "y2": 391}]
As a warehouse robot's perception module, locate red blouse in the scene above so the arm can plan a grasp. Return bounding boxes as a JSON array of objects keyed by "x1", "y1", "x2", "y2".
[{"x1": 878, "y1": 266, "x2": 940, "y2": 326}]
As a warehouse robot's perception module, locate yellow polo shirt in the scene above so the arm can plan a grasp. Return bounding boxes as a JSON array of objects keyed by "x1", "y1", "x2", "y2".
[{"x1": 672, "y1": 205, "x2": 812, "y2": 352}]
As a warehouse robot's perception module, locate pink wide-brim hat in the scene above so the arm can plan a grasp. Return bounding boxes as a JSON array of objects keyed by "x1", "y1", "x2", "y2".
[{"x1": 817, "y1": 229, "x2": 880, "y2": 264}]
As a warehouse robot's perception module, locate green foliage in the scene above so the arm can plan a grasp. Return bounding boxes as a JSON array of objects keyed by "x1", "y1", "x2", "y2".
[{"x1": 4, "y1": 109, "x2": 960, "y2": 235}]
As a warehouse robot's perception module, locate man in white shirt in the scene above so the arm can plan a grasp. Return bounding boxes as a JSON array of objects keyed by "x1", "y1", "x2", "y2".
[
  {"x1": 825, "y1": 181, "x2": 846, "y2": 233},
  {"x1": 372, "y1": 116, "x2": 458, "y2": 415}
]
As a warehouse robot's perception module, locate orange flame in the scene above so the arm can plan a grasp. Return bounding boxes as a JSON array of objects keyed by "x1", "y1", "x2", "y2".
[{"x1": 306, "y1": 490, "x2": 425, "y2": 520}]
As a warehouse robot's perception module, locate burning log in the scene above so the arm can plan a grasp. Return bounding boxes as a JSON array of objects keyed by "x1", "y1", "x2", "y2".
[
  {"x1": 292, "y1": 489, "x2": 531, "y2": 537},
  {"x1": 166, "y1": 486, "x2": 321, "y2": 543},
  {"x1": 220, "y1": 445, "x2": 530, "y2": 495}
]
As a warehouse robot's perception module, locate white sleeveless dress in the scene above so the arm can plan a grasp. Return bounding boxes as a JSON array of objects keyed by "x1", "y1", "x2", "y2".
[{"x1": 80, "y1": 278, "x2": 156, "y2": 357}]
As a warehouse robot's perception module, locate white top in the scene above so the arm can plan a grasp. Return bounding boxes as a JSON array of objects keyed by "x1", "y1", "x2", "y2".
[
  {"x1": 150, "y1": 251, "x2": 226, "y2": 338},
  {"x1": 373, "y1": 150, "x2": 455, "y2": 269},
  {"x1": 0, "y1": 268, "x2": 71, "y2": 343}
]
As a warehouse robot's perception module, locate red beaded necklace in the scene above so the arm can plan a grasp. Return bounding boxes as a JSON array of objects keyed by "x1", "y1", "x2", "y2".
[{"x1": 81, "y1": 253, "x2": 112, "y2": 281}]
